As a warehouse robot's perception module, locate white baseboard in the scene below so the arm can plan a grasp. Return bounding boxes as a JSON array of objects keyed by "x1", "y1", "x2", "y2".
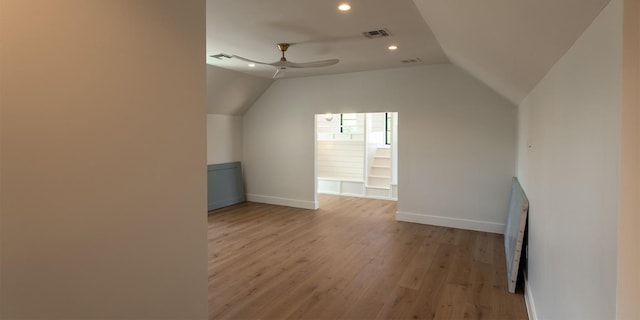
[
  {"x1": 395, "y1": 211, "x2": 505, "y2": 234},
  {"x1": 246, "y1": 194, "x2": 319, "y2": 210},
  {"x1": 319, "y1": 191, "x2": 397, "y2": 201},
  {"x1": 524, "y1": 274, "x2": 538, "y2": 320}
]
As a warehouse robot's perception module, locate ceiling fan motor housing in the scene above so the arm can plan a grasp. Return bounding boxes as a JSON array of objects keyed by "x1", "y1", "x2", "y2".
[
  {"x1": 277, "y1": 43, "x2": 290, "y2": 52},
  {"x1": 277, "y1": 43, "x2": 290, "y2": 61}
]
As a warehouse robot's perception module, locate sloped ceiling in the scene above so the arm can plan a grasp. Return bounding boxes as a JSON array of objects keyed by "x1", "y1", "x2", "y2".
[
  {"x1": 412, "y1": 0, "x2": 611, "y2": 104},
  {"x1": 207, "y1": 65, "x2": 272, "y2": 115},
  {"x1": 207, "y1": 0, "x2": 612, "y2": 106}
]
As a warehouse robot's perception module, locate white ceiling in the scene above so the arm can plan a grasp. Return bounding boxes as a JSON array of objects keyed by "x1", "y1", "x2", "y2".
[
  {"x1": 206, "y1": 0, "x2": 612, "y2": 105},
  {"x1": 412, "y1": 0, "x2": 611, "y2": 104},
  {"x1": 206, "y1": 65, "x2": 272, "y2": 115},
  {"x1": 206, "y1": 0, "x2": 448, "y2": 79}
]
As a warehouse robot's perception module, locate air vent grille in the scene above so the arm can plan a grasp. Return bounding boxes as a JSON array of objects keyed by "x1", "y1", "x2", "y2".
[
  {"x1": 401, "y1": 58, "x2": 422, "y2": 64},
  {"x1": 362, "y1": 29, "x2": 390, "y2": 39},
  {"x1": 210, "y1": 53, "x2": 232, "y2": 59}
]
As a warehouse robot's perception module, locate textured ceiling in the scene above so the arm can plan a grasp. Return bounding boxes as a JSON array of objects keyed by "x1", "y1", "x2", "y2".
[{"x1": 206, "y1": 0, "x2": 612, "y2": 105}]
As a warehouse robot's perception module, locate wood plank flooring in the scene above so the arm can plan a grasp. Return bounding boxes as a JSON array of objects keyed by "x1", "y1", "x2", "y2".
[{"x1": 208, "y1": 195, "x2": 528, "y2": 320}]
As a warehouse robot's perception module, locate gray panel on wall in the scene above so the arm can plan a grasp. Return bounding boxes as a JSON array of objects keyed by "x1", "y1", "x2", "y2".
[
  {"x1": 207, "y1": 162, "x2": 246, "y2": 211},
  {"x1": 504, "y1": 177, "x2": 529, "y2": 293}
]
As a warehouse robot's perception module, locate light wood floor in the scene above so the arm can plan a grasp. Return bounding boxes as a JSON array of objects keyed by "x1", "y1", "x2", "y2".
[{"x1": 208, "y1": 195, "x2": 527, "y2": 320}]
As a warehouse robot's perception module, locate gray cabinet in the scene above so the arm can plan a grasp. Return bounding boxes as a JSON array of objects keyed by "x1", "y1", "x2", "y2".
[{"x1": 207, "y1": 162, "x2": 246, "y2": 211}]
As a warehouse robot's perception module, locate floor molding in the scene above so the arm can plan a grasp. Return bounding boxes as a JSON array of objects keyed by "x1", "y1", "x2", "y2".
[
  {"x1": 246, "y1": 194, "x2": 319, "y2": 210},
  {"x1": 396, "y1": 211, "x2": 505, "y2": 234},
  {"x1": 524, "y1": 274, "x2": 538, "y2": 320},
  {"x1": 318, "y1": 191, "x2": 397, "y2": 201}
]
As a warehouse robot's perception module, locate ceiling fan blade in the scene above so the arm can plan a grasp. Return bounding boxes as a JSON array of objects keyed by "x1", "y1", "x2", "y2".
[
  {"x1": 231, "y1": 55, "x2": 271, "y2": 66},
  {"x1": 273, "y1": 67, "x2": 286, "y2": 79},
  {"x1": 213, "y1": 43, "x2": 339, "y2": 75},
  {"x1": 285, "y1": 59, "x2": 339, "y2": 68},
  {"x1": 269, "y1": 60, "x2": 287, "y2": 68}
]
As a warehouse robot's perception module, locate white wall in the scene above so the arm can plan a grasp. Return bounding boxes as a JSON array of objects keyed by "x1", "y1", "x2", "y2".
[
  {"x1": 317, "y1": 140, "x2": 365, "y2": 180},
  {"x1": 517, "y1": 0, "x2": 622, "y2": 319},
  {"x1": 207, "y1": 114, "x2": 242, "y2": 165},
  {"x1": 207, "y1": 65, "x2": 273, "y2": 115},
  {"x1": 316, "y1": 113, "x2": 365, "y2": 141},
  {"x1": 243, "y1": 64, "x2": 516, "y2": 232},
  {"x1": 369, "y1": 113, "x2": 387, "y2": 145},
  {"x1": 392, "y1": 112, "x2": 399, "y2": 185},
  {"x1": 0, "y1": 1, "x2": 207, "y2": 318}
]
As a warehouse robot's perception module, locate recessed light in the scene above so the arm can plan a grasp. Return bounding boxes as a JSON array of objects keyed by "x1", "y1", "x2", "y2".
[
  {"x1": 388, "y1": 45, "x2": 398, "y2": 50},
  {"x1": 248, "y1": 63, "x2": 256, "y2": 67},
  {"x1": 338, "y1": 3, "x2": 351, "y2": 11}
]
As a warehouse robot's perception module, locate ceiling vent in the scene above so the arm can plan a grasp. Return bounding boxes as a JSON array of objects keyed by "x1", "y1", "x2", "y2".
[
  {"x1": 362, "y1": 29, "x2": 390, "y2": 39},
  {"x1": 401, "y1": 58, "x2": 422, "y2": 64}
]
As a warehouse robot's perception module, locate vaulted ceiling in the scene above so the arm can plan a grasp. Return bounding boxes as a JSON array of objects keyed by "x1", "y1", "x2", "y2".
[
  {"x1": 412, "y1": 0, "x2": 611, "y2": 104},
  {"x1": 206, "y1": 0, "x2": 611, "y2": 111}
]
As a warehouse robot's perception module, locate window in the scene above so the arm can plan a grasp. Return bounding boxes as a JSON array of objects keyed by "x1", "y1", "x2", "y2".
[
  {"x1": 340, "y1": 113, "x2": 357, "y2": 133},
  {"x1": 385, "y1": 112, "x2": 392, "y2": 145}
]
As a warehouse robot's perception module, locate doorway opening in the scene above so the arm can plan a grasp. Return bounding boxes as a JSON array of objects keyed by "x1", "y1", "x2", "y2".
[{"x1": 315, "y1": 112, "x2": 398, "y2": 200}]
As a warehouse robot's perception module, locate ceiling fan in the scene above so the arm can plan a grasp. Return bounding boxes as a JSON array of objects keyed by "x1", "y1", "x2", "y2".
[{"x1": 212, "y1": 43, "x2": 339, "y2": 79}]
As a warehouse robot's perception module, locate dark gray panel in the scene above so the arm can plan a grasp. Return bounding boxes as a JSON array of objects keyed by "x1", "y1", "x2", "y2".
[{"x1": 207, "y1": 162, "x2": 246, "y2": 211}]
